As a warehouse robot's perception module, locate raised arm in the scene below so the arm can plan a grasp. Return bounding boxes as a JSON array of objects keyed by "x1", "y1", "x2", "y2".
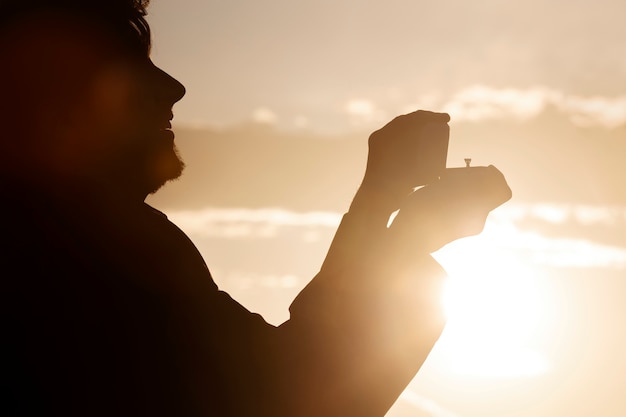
[
  {"x1": 214, "y1": 110, "x2": 511, "y2": 417},
  {"x1": 280, "y1": 111, "x2": 454, "y2": 416}
]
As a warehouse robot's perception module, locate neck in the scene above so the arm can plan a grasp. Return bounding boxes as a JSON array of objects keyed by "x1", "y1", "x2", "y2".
[{"x1": 2, "y1": 166, "x2": 149, "y2": 208}]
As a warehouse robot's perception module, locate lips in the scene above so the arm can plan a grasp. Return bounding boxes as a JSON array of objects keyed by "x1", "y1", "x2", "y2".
[
  {"x1": 150, "y1": 112, "x2": 174, "y2": 136},
  {"x1": 158, "y1": 114, "x2": 172, "y2": 129}
]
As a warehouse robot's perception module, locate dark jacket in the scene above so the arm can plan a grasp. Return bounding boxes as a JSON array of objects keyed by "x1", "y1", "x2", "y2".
[{"x1": 2, "y1": 181, "x2": 446, "y2": 416}]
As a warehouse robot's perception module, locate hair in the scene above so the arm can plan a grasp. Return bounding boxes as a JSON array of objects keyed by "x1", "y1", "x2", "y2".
[
  {"x1": 0, "y1": 0, "x2": 152, "y2": 54},
  {"x1": 0, "y1": 0, "x2": 154, "y2": 177}
]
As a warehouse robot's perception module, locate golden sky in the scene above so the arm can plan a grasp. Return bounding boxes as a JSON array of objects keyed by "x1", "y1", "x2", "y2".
[
  {"x1": 144, "y1": 2, "x2": 626, "y2": 416},
  {"x1": 147, "y1": 0, "x2": 626, "y2": 132}
]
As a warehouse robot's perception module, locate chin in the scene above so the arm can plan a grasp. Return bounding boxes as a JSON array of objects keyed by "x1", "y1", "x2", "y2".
[
  {"x1": 109, "y1": 133, "x2": 186, "y2": 197},
  {"x1": 144, "y1": 146, "x2": 185, "y2": 195}
]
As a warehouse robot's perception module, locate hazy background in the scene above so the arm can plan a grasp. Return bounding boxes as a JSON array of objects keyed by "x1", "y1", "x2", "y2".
[{"x1": 145, "y1": 1, "x2": 625, "y2": 416}]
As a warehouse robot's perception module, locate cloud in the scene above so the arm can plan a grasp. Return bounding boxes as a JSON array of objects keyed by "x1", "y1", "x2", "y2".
[
  {"x1": 439, "y1": 203, "x2": 626, "y2": 269},
  {"x1": 221, "y1": 272, "x2": 303, "y2": 290},
  {"x1": 165, "y1": 204, "x2": 626, "y2": 268},
  {"x1": 527, "y1": 236, "x2": 626, "y2": 268},
  {"x1": 443, "y1": 85, "x2": 551, "y2": 121},
  {"x1": 176, "y1": 86, "x2": 626, "y2": 133},
  {"x1": 169, "y1": 207, "x2": 341, "y2": 227},
  {"x1": 344, "y1": 98, "x2": 387, "y2": 127},
  {"x1": 166, "y1": 207, "x2": 341, "y2": 239},
  {"x1": 496, "y1": 229, "x2": 626, "y2": 269},
  {"x1": 562, "y1": 95, "x2": 626, "y2": 128},
  {"x1": 441, "y1": 85, "x2": 626, "y2": 128},
  {"x1": 527, "y1": 204, "x2": 571, "y2": 224},
  {"x1": 573, "y1": 205, "x2": 626, "y2": 226},
  {"x1": 345, "y1": 99, "x2": 375, "y2": 117},
  {"x1": 338, "y1": 87, "x2": 626, "y2": 132},
  {"x1": 512, "y1": 203, "x2": 626, "y2": 226},
  {"x1": 494, "y1": 203, "x2": 626, "y2": 227},
  {"x1": 252, "y1": 107, "x2": 278, "y2": 125}
]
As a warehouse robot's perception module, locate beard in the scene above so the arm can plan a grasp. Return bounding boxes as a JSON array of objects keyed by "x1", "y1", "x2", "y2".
[
  {"x1": 139, "y1": 138, "x2": 185, "y2": 195},
  {"x1": 105, "y1": 131, "x2": 186, "y2": 198}
]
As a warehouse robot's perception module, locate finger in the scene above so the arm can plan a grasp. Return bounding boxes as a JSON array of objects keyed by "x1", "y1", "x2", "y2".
[
  {"x1": 404, "y1": 109, "x2": 451, "y2": 123},
  {"x1": 369, "y1": 111, "x2": 450, "y2": 147}
]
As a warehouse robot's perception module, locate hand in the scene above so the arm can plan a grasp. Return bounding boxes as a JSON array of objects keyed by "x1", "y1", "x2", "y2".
[
  {"x1": 388, "y1": 165, "x2": 512, "y2": 253},
  {"x1": 356, "y1": 110, "x2": 451, "y2": 213}
]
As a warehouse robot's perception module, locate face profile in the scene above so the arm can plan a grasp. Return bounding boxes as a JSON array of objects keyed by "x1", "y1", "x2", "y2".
[
  {"x1": 93, "y1": 55, "x2": 187, "y2": 196},
  {"x1": 0, "y1": 5, "x2": 186, "y2": 198}
]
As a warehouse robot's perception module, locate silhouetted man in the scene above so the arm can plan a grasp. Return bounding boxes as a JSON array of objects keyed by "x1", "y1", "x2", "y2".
[{"x1": 1, "y1": 1, "x2": 510, "y2": 416}]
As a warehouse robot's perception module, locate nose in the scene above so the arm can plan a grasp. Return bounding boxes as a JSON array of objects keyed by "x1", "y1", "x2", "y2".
[{"x1": 152, "y1": 63, "x2": 186, "y2": 104}]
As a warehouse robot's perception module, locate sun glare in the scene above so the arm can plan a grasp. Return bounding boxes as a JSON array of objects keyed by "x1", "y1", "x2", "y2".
[{"x1": 432, "y1": 220, "x2": 554, "y2": 378}]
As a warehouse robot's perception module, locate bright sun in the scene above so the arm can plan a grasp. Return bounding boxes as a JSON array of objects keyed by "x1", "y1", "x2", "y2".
[{"x1": 431, "y1": 219, "x2": 554, "y2": 378}]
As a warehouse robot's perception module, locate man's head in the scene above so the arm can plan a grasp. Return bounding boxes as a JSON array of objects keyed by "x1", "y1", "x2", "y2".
[{"x1": 0, "y1": 0, "x2": 186, "y2": 199}]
